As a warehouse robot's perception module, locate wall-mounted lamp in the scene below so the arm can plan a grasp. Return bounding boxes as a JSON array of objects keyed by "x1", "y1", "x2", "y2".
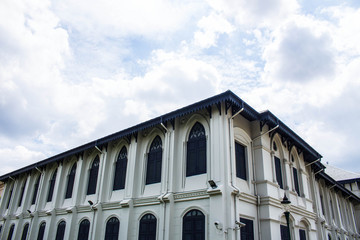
[
  {"x1": 208, "y1": 180, "x2": 217, "y2": 189},
  {"x1": 88, "y1": 200, "x2": 94, "y2": 206},
  {"x1": 27, "y1": 210, "x2": 31, "y2": 214}
]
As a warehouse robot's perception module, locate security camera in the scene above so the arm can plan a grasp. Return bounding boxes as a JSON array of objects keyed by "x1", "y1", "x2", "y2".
[
  {"x1": 235, "y1": 221, "x2": 246, "y2": 227},
  {"x1": 214, "y1": 221, "x2": 222, "y2": 230}
]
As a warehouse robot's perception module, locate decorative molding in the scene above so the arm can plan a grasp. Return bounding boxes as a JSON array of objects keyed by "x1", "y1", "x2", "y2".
[
  {"x1": 134, "y1": 196, "x2": 160, "y2": 207},
  {"x1": 174, "y1": 190, "x2": 209, "y2": 202}
]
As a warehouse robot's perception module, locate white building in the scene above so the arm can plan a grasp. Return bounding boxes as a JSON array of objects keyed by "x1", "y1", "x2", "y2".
[{"x1": 0, "y1": 90, "x2": 359, "y2": 240}]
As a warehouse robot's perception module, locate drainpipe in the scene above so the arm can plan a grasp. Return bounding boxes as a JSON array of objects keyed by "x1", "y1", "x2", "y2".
[
  {"x1": 251, "y1": 124, "x2": 279, "y2": 240},
  {"x1": 160, "y1": 121, "x2": 170, "y2": 240},
  {"x1": 228, "y1": 108, "x2": 244, "y2": 240}
]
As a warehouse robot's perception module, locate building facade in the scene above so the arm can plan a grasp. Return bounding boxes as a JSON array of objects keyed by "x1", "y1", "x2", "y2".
[{"x1": 0, "y1": 90, "x2": 359, "y2": 240}]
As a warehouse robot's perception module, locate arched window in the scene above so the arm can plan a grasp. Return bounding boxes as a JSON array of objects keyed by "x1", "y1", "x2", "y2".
[
  {"x1": 37, "y1": 222, "x2": 46, "y2": 240},
  {"x1": 32, "y1": 175, "x2": 41, "y2": 204},
  {"x1": 235, "y1": 142, "x2": 247, "y2": 180},
  {"x1": 55, "y1": 221, "x2": 66, "y2": 240},
  {"x1": 77, "y1": 219, "x2": 90, "y2": 240},
  {"x1": 87, "y1": 156, "x2": 100, "y2": 195},
  {"x1": 47, "y1": 169, "x2": 57, "y2": 202},
  {"x1": 291, "y1": 155, "x2": 300, "y2": 196},
  {"x1": 21, "y1": 223, "x2": 29, "y2": 240},
  {"x1": 139, "y1": 214, "x2": 157, "y2": 240},
  {"x1": 186, "y1": 122, "x2": 206, "y2": 177},
  {"x1": 183, "y1": 210, "x2": 205, "y2": 240},
  {"x1": 113, "y1": 147, "x2": 128, "y2": 190},
  {"x1": 105, "y1": 217, "x2": 120, "y2": 240},
  {"x1": 65, "y1": 163, "x2": 77, "y2": 199},
  {"x1": 7, "y1": 224, "x2": 15, "y2": 240},
  {"x1": 6, "y1": 187, "x2": 13, "y2": 209},
  {"x1": 146, "y1": 136, "x2": 162, "y2": 185},
  {"x1": 273, "y1": 141, "x2": 284, "y2": 189},
  {"x1": 18, "y1": 179, "x2": 27, "y2": 207}
]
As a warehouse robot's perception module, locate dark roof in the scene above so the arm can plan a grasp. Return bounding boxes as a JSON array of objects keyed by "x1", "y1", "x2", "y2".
[{"x1": 0, "y1": 90, "x2": 324, "y2": 182}]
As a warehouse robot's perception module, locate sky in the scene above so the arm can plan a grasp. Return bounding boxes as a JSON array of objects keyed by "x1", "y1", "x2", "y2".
[{"x1": 1, "y1": 0, "x2": 360, "y2": 176}]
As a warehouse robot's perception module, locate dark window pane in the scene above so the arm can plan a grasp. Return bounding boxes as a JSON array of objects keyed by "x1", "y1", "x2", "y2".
[
  {"x1": 280, "y1": 225, "x2": 290, "y2": 240},
  {"x1": 32, "y1": 175, "x2": 41, "y2": 205},
  {"x1": 235, "y1": 142, "x2": 247, "y2": 180},
  {"x1": 47, "y1": 169, "x2": 57, "y2": 202},
  {"x1": 186, "y1": 122, "x2": 206, "y2": 177},
  {"x1": 37, "y1": 222, "x2": 46, "y2": 240},
  {"x1": 146, "y1": 137, "x2": 162, "y2": 185},
  {"x1": 87, "y1": 156, "x2": 100, "y2": 195},
  {"x1": 139, "y1": 214, "x2": 157, "y2": 240},
  {"x1": 65, "y1": 163, "x2": 77, "y2": 199},
  {"x1": 293, "y1": 168, "x2": 300, "y2": 196},
  {"x1": 299, "y1": 229, "x2": 306, "y2": 240},
  {"x1": 274, "y1": 157, "x2": 283, "y2": 189},
  {"x1": 182, "y1": 210, "x2": 205, "y2": 240},
  {"x1": 21, "y1": 223, "x2": 29, "y2": 240},
  {"x1": 113, "y1": 147, "x2": 128, "y2": 190},
  {"x1": 77, "y1": 219, "x2": 90, "y2": 240},
  {"x1": 6, "y1": 188, "x2": 13, "y2": 209},
  {"x1": 7, "y1": 224, "x2": 15, "y2": 240},
  {"x1": 18, "y1": 180, "x2": 27, "y2": 207},
  {"x1": 55, "y1": 221, "x2": 66, "y2": 240},
  {"x1": 105, "y1": 217, "x2": 119, "y2": 240},
  {"x1": 240, "y1": 218, "x2": 254, "y2": 240}
]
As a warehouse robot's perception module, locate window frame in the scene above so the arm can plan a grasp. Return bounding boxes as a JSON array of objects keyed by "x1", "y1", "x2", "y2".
[
  {"x1": 235, "y1": 141, "x2": 247, "y2": 180},
  {"x1": 104, "y1": 217, "x2": 120, "y2": 240},
  {"x1": 55, "y1": 221, "x2": 66, "y2": 240},
  {"x1": 240, "y1": 217, "x2": 254, "y2": 240},
  {"x1": 186, "y1": 122, "x2": 207, "y2": 177},
  {"x1": 113, "y1": 146, "x2": 128, "y2": 191},
  {"x1": 77, "y1": 219, "x2": 90, "y2": 240},
  {"x1": 138, "y1": 213, "x2": 157, "y2": 240},
  {"x1": 182, "y1": 209, "x2": 205, "y2": 240},
  {"x1": 145, "y1": 136, "x2": 163, "y2": 185},
  {"x1": 37, "y1": 222, "x2": 46, "y2": 240},
  {"x1": 87, "y1": 156, "x2": 100, "y2": 195},
  {"x1": 65, "y1": 163, "x2": 77, "y2": 199},
  {"x1": 32, "y1": 175, "x2": 41, "y2": 205},
  {"x1": 21, "y1": 223, "x2": 29, "y2": 240},
  {"x1": 47, "y1": 169, "x2": 57, "y2": 202}
]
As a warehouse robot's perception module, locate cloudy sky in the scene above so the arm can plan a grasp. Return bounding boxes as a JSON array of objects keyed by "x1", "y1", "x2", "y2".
[{"x1": 1, "y1": 0, "x2": 360, "y2": 176}]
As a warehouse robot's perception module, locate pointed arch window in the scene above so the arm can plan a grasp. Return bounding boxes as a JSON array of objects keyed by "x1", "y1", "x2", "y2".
[
  {"x1": 139, "y1": 214, "x2": 157, "y2": 240},
  {"x1": 32, "y1": 175, "x2": 41, "y2": 205},
  {"x1": 113, "y1": 147, "x2": 128, "y2": 190},
  {"x1": 183, "y1": 210, "x2": 205, "y2": 240},
  {"x1": 105, "y1": 217, "x2": 120, "y2": 240},
  {"x1": 274, "y1": 156, "x2": 284, "y2": 189},
  {"x1": 37, "y1": 222, "x2": 46, "y2": 240},
  {"x1": 65, "y1": 163, "x2": 77, "y2": 199},
  {"x1": 6, "y1": 187, "x2": 13, "y2": 209},
  {"x1": 87, "y1": 156, "x2": 100, "y2": 195},
  {"x1": 18, "y1": 179, "x2": 27, "y2": 207},
  {"x1": 77, "y1": 219, "x2": 90, "y2": 240},
  {"x1": 47, "y1": 169, "x2": 57, "y2": 202},
  {"x1": 55, "y1": 221, "x2": 66, "y2": 240},
  {"x1": 7, "y1": 224, "x2": 15, "y2": 240},
  {"x1": 186, "y1": 122, "x2": 206, "y2": 177},
  {"x1": 235, "y1": 142, "x2": 247, "y2": 180},
  {"x1": 146, "y1": 136, "x2": 162, "y2": 185},
  {"x1": 21, "y1": 223, "x2": 29, "y2": 240}
]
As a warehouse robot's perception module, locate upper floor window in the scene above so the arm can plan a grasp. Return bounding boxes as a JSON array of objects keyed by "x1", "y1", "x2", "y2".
[
  {"x1": 47, "y1": 169, "x2": 57, "y2": 202},
  {"x1": 65, "y1": 163, "x2": 77, "y2": 199},
  {"x1": 113, "y1": 147, "x2": 128, "y2": 190},
  {"x1": 77, "y1": 219, "x2": 90, "y2": 240},
  {"x1": 7, "y1": 224, "x2": 15, "y2": 240},
  {"x1": 293, "y1": 167, "x2": 300, "y2": 196},
  {"x1": 37, "y1": 222, "x2": 46, "y2": 240},
  {"x1": 18, "y1": 179, "x2": 27, "y2": 207},
  {"x1": 21, "y1": 223, "x2": 29, "y2": 240},
  {"x1": 183, "y1": 210, "x2": 205, "y2": 240},
  {"x1": 6, "y1": 187, "x2": 13, "y2": 209},
  {"x1": 105, "y1": 217, "x2": 120, "y2": 240},
  {"x1": 32, "y1": 175, "x2": 41, "y2": 205},
  {"x1": 87, "y1": 156, "x2": 100, "y2": 195},
  {"x1": 235, "y1": 142, "x2": 247, "y2": 180},
  {"x1": 186, "y1": 122, "x2": 206, "y2": 177},
  {"x1": 139, "y1": 214, "x2": 157, "y2": 240},
  {"x1": 55, "y1": 221, "x2": 66, "y2": 240},
  {"x1": 274, "y1": 156, "x2": 284, "y2": 189},
  {"x1": 240, "y1": 218, "x2": 254, "y2": 240},
  {"x1": 146, "y1": 136, "x2": 162, "y2": 185}
]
